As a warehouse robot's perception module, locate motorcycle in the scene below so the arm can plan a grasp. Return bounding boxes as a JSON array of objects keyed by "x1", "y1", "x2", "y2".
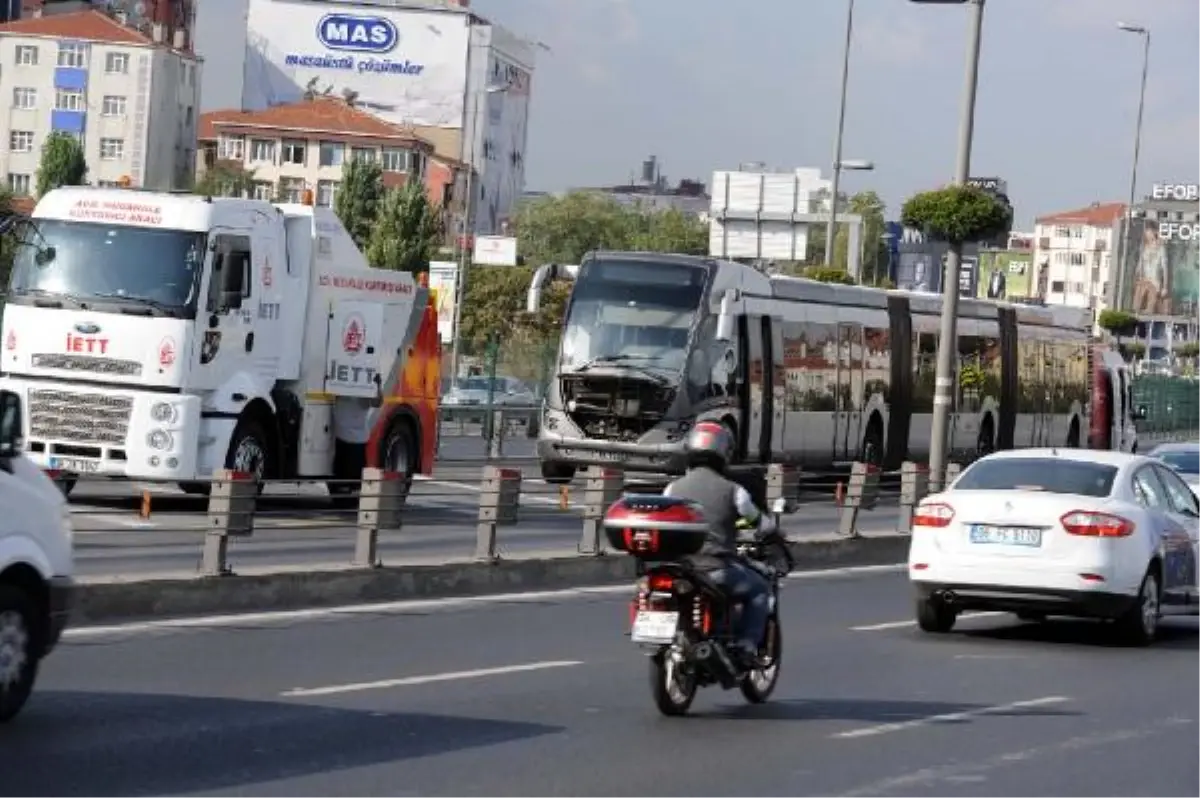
[{"x1": 603, "y1": 494, "x2": 794, "y2": 716}]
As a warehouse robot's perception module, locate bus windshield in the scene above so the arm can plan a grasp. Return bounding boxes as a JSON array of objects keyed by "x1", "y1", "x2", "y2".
[{"x1": 559, "y1": 259, "x2": 707, "y2": 375}]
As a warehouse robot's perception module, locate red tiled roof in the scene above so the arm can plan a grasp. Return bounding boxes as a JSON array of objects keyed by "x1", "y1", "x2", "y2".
[
  {"x1": 0, "y1": 9, "x2": 155, "y2": 46},
  {"x1": 198, "y1": 98, "x2": 433, "y2": 149},
  {"x1": 1036, "y1": 202, "x2": 1126, "y2": 227}
]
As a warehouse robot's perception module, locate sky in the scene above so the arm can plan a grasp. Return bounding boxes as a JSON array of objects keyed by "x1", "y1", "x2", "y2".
[{"x1": 469, "y1": 0, "x2": 1199, "y2": 229}]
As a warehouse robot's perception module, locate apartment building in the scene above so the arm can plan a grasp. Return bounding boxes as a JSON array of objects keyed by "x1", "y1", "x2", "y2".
[
  {"x1": 1031, "y1": 202, "x2": 1125, "y2": 317},
  {"x1": 0, "y1": 9, "x2": 201, "y2": 194},
  {"x1": 197, "y1": 97, "x2": 461, "y2": 212}
]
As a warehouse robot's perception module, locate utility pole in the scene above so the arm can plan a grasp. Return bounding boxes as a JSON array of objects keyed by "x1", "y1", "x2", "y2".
[
  {"x1": 928, "y1": 0, "x2": 985, "y2": 492},
  {"x1": 824, "y1": 0, "x2": 855, "y2": 267}
]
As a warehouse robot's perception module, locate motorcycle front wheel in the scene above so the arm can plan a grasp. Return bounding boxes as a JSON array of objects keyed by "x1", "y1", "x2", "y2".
[
  {"x1": 650, "y1": 650, "x2": 697, "y2": 716},
  {"x1": 739, "y1": 614, "x2": 782, "y2": 704}
]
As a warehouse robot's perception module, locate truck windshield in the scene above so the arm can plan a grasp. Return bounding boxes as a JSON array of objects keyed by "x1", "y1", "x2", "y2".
[
  {"x1": 559, "y1": 259, "x2": 707, "y2": 375},
  {"x1": 8, "y1": 219, "x2": 206, "y2": 317}
]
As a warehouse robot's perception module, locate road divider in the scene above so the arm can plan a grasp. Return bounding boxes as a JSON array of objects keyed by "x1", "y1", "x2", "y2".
[{"x1": 69, "y1": 534, "x2": 913, "y2": 624}]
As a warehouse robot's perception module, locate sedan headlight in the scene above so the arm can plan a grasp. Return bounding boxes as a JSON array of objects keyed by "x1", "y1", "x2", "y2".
[{"x1": 150, "y1": 402, "x2": 178, "y2": 424}]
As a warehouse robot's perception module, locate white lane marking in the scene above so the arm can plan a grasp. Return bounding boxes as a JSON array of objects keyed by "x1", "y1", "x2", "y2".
[
  {"x1": 281, "y1": 660, "x2": 583, "y2": 697},
  {"x1": 851, "y1": 611, "x2": 1007, "y2": 631},
  {"x1": 832, "y1": 695, "x2": 1070, "y2": 740},
  {"x1": 64, "y1": 562, "x2": 906, "y2": 640},
  {"x1": 70, "y1": 509, "x2": 156, "y2": 530},
  {"x1": 415, "y1": 475, "x2": 563, "y2": 507},
  {"x1": 840, "y1": 717, "x2": 1192, "y2": 796}
]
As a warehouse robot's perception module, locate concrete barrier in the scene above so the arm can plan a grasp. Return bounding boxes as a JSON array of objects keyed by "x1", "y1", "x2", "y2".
[{"x1": 69, "y1": 534, "x2": 911, "y2": 624}]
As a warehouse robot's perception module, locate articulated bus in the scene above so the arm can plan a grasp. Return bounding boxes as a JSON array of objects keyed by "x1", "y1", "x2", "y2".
[{"x1": 526, "y1": 252, "x2": 1132, "y2": 486}]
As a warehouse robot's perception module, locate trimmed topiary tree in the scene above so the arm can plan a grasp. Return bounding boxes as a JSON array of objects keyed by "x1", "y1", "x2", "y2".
[{"x1": 900, "y1": 184, "x2": 1012, "y2": 245}]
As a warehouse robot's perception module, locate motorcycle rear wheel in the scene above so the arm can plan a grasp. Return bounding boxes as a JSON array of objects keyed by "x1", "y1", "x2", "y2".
[
  {"x1": 650, "y1": 651, "x2": 697, "y2": 716},
  {"x1": 739, "y1": 615, "x2": 782, "y2": 704}
]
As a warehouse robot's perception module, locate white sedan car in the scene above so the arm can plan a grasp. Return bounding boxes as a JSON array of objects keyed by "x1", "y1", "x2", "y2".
[{"x1": 908, "y1": 449, "x2": 1199, "y2": 645}]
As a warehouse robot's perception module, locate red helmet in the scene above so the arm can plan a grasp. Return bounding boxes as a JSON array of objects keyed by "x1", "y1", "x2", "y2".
[{"x1": 684, "y1": 421, "x2": 734, "y2": 470}]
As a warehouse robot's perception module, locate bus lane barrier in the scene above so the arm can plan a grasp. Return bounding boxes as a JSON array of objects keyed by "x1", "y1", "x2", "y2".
[
  {"x1": 896, "y1": 461, "x2": 930, "y2": 534},
  {"x1": 837, "y1": 462, "x2": 880, "y2": 538},
  {"x1": 354, "y1": 468, "x2": 405, "y2": 568},
  {"x1": 475, "y1": 464, "x2": 523, "y2": 561},
  {"x1": 765, "y1": 462, "x2": 802, "y2": 512},
  {"x1": 201, "y1": 469, "x2": 258, "y2": 576},
  {"x1": 580, "y1": 466, "x2": 624, "y2": 555}
]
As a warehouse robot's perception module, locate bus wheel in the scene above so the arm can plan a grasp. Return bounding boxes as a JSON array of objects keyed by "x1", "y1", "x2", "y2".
[
  {"x1": 540, "y1": 461, "x2": 575, "y2": 484},
  {"x1": 861, "y1": 421, "x2": 884, "y2": 468}
]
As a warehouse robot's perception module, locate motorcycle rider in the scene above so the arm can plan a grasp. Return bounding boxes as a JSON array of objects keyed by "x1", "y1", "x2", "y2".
[{"x1": 662, "y1": 421, "x2": 773, "y2": 664}]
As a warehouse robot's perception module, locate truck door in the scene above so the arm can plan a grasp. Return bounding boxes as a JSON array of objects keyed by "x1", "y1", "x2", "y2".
[
  {"x1": 835, "y1": 321, "x2": 863, "y2": 462},
  {"x1": 192, "y1": 231, "x2": 255, "y2": 391},
  {"x1": 248, "y1": 225, "x2": 286, "y2": 380}
]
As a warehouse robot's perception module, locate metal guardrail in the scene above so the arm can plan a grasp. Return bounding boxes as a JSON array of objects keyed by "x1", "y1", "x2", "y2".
[
  {"x1": 437, "y1": 404, "x2": 540, "y2": 460},
  {"x1": 61, "y1": 459, "x2": 943, "y2": 580}
]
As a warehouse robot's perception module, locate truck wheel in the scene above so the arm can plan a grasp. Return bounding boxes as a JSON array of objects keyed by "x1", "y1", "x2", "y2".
[
  {"x1": 380, "y1": 422, "x2": 415, "y2": 504},
  {"x1": 226, "y1": 418, "x2": 272, "y2": 495},
  {"x1": 0, "y1": 586, "x2": 40, "y2": 723}
]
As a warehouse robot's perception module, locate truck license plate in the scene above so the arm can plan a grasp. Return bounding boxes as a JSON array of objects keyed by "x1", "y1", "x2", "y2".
[{"x1": 49, "y1": 456, "x2": 100, "y2": 474}]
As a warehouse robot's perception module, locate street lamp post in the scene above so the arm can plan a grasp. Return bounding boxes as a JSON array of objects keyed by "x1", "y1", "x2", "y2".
[
  {"x1": 1116, "y1": 22, "x2": 1151, "y2": 313},
  {"x1": 448, "y1": 82, "x2": 509, "y2": 381},
  {"x1": 923, "y1": 0, "x2": 986, "y2": 492},
  {"x1": 824, "y1": 0, "x2": 856, "y2": 267}
]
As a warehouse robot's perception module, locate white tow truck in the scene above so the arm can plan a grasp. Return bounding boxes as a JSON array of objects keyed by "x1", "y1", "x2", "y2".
[{"x1": 0, "y1": 187, "x2": 442, "y2": 497}]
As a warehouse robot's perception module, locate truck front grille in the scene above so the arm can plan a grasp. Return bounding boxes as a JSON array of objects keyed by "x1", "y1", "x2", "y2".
[
  {"x1": 29, "y1": 389, "x2": 133, "y2": 446},
  {"x1": 31, "y1": 353, "x2": 143, "y2": 377}
]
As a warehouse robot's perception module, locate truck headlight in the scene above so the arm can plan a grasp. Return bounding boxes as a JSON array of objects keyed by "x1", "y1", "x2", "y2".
[
  {"x1": 150, "y1": 402, "x2": 178, "y2": 424},
  {"x1": 147, "y1": 429, "x2": 173, "y2": 450}
]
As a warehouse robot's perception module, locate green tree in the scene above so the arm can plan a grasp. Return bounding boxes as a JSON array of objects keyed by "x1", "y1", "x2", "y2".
[
  {"x1": 802, "y1": 266, "x2": 856, "y2": 285},
  {"x1": 36, "y1": 131, "x2": 87, "y2": 197},
  {"x1": 334, "y1": 157, "x2": 385, "y2": 251},
  {"x1": 512, "y1": 192, "x2": 637, "y2": 266},
  {"x1": 365, "y1": 180, "x2": 442, "y2": 274},
  {"x1": 1176, "y1": 341, "x2": 1199, "y2": 359},
  {"x1": 0, "y1": 188, "x2": 16, "y2": 297},
  {"x1": 1097, "y1": 308, "x2": 1139, "y2": 340},
  {"x1": 627, "y1": 204, "x2": 709, "y2": 255},
  {"x1": 900, "y1": 185, "x2": 1011, "y2": 245},
  {"x1": 194, "y1": 161, "x2": 258, "y2": 198}
]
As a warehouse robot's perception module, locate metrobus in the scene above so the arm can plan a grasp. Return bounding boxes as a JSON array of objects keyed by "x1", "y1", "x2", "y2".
[{"x1": 526, "y1": 252, "x2": 1132, "y2": 485}]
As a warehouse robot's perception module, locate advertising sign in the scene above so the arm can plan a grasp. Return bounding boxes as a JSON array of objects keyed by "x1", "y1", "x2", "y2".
[
  {"x1": 473, "y1": 235, "x2": 518, "y2": 266},
  {"x1": 243, "y1": 0, "x2": 470, "y2": 128},
  {"x1": 1120, "y1": 217, "x2": 1200, "y2": 318},
  {"x1": 976, "y1": 251, "x2": 1033, "y2": 300},
  {"x1": 427, "y1": 260, "x2": 459, "y2": 344}
]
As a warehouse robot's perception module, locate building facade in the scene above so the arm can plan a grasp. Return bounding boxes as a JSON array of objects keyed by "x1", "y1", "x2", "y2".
[
  {"x1": 197, "y1": 97, "x2": 461, "y2": 217},
  {"x1": 0, "y1": 9, "x2": 201, "y2": 194},
  {"x1": 195, "y1": 0, "x2": 536, "y2": 234},
  {"x1": 1031, "y1": 202, "x2": 1125, "y2": 316}
]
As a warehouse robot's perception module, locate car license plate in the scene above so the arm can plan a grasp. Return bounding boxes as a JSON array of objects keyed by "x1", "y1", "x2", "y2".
[
  {"x1": 48, "y1": 456, "x2": 100, "y2": 474},
  {"x1": 969, "y1": 524, "x2": 1042, "y2": 547},
  {"x1": 630, "y1": 610, "x2": 678, "y2": 644}
]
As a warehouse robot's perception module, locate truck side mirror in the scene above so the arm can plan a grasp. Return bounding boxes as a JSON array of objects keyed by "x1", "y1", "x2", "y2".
[
  {"x1": 0, "y1": 390, "x2": 24, "y2": 459},
  {"x1": 714, "y1": 289, "x2": 736, "y2": 342}
]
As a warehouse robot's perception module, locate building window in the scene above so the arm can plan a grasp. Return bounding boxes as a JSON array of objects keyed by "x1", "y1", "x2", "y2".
[
  {"x1": 12, "y1": 87, "x2": 36, "y2": 110},
  {"x1": 8, "y1": 174, "x2": 31, "y2": 195},
  {"x1": 279, "y1": 178, "x2": 305, "y2": 202},
  {"x1": 316, "y1": 180, "x2": 338, "y2": 207},
  {"x1": 318, "y1": 141, "x2": 344, "y2": 167},
  {"x1": 57, "y1": 42, "x2": 87, "y2": 68},
  {"x1": 9, "y1": 131, "x2": 34, "y2": 153},
  {"x1": 55, "y1": 89, "x2": 85, "y2": 111},
  {"x1": 99, "y1": 138, "x2": 125, "y2": 160},
  {"x1": 351, "y1": 146, "x2": 376, "y2": 163},
  {"x1": 1054, "y1": 226, "x2": 1070, "y2": 238},
  {"x1": 281, "y1": 140, "x2": 306, "y2": 166},
  {"x1": 249, "y1": 139, "x2": 276, "y2": 163},
  {"x1": 1070, "y1": 226, "x2": 1084, "y2": 238},
  {"x1": 105, "y1": 52, "x2": 129, "y2": 74},
  {"x1": 252, "y1": 182, "x2": 273, "y2": 201},
  {"x1": 15, "y1": 45, "x2": 37, "y2": 66},
  {"x1": 217, "y1": 135, "x2": 245, "y2": 161},
  {"x1": 1069, "y1": 252, "x2": 1086, "y2": 266},
  {"x1": 96, "y1": 180, "x2": 121, "y2": 187},
  {"x1": 380, "y1": 148, "x2": 409, "y2": 172},
  {"x1": 101, "y1": 95, "x2": 127, "y2": 116}
]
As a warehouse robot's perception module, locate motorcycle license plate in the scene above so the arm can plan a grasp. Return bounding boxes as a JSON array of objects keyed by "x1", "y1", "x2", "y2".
[{"x1": 631, "y1": 610, "x2": 678, "y2": 644}]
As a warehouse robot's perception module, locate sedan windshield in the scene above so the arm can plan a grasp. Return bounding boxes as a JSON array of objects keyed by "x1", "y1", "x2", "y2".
[
  {"x1": 1153, "y1": 449, "x2": 1200, "y2": 476},
  {"x1": 954, "y1": 458, "x2": 1118, "y2": 498},
  {"x1": 8, "y1": 219, "x2": 206, "y2": 317}
]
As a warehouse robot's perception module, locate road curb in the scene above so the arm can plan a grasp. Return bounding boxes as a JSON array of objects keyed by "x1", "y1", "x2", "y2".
[{"x1": 72, "y1": 535, "x2": 910, "y2": 623}]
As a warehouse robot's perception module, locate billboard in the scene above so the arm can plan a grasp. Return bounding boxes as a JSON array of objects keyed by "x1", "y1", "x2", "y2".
[
  {"x1": 242, "y1": 0, "x2": 470, "y2": 128},
  {"x1": 427, "y1": 260, "x2": 459, "y2": 343},
  {"x1": 976, "y1": 251, "x2": 1033, "y2": 300},
  {"x1": 1121, "y1": 217, "x2": 1200, "y2": 318}
]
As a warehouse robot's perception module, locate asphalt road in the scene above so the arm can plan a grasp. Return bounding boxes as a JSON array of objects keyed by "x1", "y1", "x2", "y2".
[{"x1": 7, "y1": 568, "x2": 1197, "y2": 796}]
